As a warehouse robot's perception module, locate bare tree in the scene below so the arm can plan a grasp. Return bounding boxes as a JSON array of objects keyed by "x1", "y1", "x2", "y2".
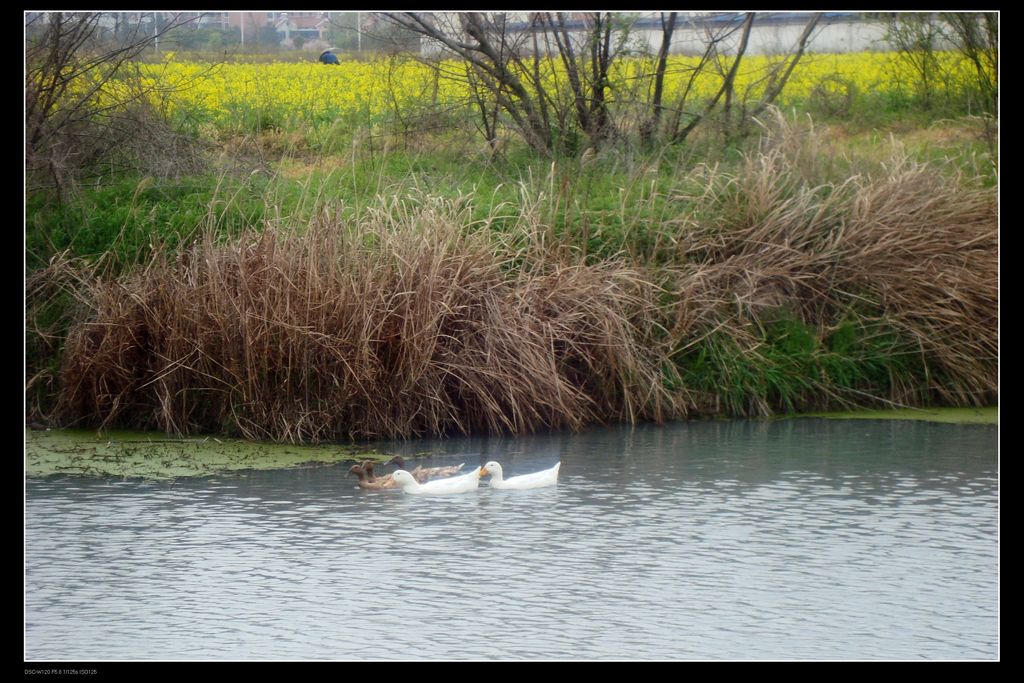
[
  {"x1": 940, "y1": 12, "x2": 997, "y2": 114},
  {"x1": 884, "y1": 12, "x2": 947, "y2": 110},
  {"x1": 25, "y1": 11, "x2": 205, "y2": 196},
  {"x1": 661, "y1": 20, "x2": 734, "y2": 144},
  {"x1": 669, "y1": 13, "x2": 755, "y2": 143},
  {"x1": 382, "y1": 13, "x2": 552, "y2": 151},
  {"x1": 667, "y1": 12, "x2": 820, "y2": 143},
  {"x1": 639, "y1": 12, "x2": 677, "y2": 147},
  {"x1": 382, "y1": 12, "x2": 825, "y2": 154},
  {"x1": 536, "y1": 12, "x2": 624, "y2": 149},
  {"x1": 748, "y1": 13, "x2": 821, "y2": 118},
  {"x1": 383, "y1": 11, "x2": 634, "y2": 154}
]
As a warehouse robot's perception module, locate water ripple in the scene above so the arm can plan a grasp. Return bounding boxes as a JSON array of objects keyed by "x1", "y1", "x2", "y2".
[{"x1": 25, "y1": 420, "x2": 997, "y2": 660}]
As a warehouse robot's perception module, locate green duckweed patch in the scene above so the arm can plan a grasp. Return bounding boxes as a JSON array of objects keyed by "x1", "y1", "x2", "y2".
[
  {"x1": 25, "y1": 428, "x2": 388, "y2": 480},
  {"x1": 793, "y1": 406, "x2": 997, "y2": 425}
]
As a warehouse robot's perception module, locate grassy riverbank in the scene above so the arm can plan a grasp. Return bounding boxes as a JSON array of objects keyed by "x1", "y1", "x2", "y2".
[
  {"x1": 25, "y1": 42, "x2": 998, "y2": 443},
  {"x1": 27, "y1": 113, "x2": 998, "y2": 442}
]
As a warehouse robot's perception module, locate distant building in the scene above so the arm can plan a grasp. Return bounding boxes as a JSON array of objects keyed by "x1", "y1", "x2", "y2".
[
  {"x1": 416, "y1": 12, "x2": 933, "y2": 57},
  {"x1": 25, "y1": 11, "x2": 339, "y2": 49},
  {"x1": 273, "y1": 13, "x2": 331, "y2": 46},
  {"x1": 223, "y1": 11, "x2": 331, "y2": 46}
]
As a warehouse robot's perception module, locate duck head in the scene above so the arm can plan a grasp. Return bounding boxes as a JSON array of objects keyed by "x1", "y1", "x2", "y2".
[
  {"x1": 480, "y1": 461, "x2": 502, "y2": 479},
  {"x1": 361, "y1": 460, "x2": 379, "y2": 480}
]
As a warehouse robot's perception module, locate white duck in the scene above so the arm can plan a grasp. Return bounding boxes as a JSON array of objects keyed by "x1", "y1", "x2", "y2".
[
  {"x1": 479, "y1": 461, "x2": 560, "y2": 490},
  {"x1": 391, "y1": 467, "x2": 481, "y2": 496}
]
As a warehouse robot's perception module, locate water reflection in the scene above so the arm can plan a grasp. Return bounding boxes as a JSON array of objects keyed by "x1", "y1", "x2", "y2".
[{"x1": 26, "y1": 419, "x2": 997, "y2": 660}]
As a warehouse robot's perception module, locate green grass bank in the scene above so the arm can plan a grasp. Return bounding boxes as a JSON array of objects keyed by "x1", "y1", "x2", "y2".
[{"x1": 26, "y1": 106, "x2": 998, "y2": 443}]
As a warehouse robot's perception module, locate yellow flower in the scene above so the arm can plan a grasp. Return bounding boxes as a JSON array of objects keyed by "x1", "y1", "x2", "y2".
[{"x1": 127, "y1": 51, "x2": 993, "y2": 135}]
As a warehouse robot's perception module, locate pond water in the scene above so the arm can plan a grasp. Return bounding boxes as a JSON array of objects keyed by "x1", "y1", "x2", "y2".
[{"x1": 24, "y1": 419, "x2": 998, "y2": 661}]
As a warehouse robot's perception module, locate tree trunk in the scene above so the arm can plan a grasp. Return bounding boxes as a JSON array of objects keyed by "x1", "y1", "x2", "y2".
[{"x1": 641, "y1": 12, "x2": 677, "y2": 147}]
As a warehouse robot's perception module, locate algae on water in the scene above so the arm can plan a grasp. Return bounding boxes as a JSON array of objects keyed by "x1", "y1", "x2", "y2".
[
  {"x1": 795, "y1": 406, "x2": 997, "y2": 425},
  {"x1": 25, "y1": 429, "x2": 387, "y2": 480},
  {"x1": 26, "y1": 406, "x2": 997, "y2": 480}
]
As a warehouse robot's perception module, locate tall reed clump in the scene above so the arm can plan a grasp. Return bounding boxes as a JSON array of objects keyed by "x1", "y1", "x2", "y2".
[
  {"x1": 665, "y1": 112, "x2": 997, "y2": 415},
  {"x1": 55, "y1": 194, "x2": 680, "y2": 441},
  {"x1": 39, "y1": 111, "x2": 997, "y2": 436},
  {"x1": 26, "y1": 252, "x2": 96, "y2": 424}
]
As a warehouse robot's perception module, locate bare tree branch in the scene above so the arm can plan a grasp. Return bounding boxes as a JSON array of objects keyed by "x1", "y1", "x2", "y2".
[
  {"x1": 26, "y1": 12, "x2": 207, "y2": 196},
  {"x1": 750, "y1": 13, "x2": 822, "y2": 119},
  {"x1": 673, "y1": 12, "x2": 755, "y2": 143},
  {"x1": 640, "y1": 11, "x2": 677, "y2": 146}
]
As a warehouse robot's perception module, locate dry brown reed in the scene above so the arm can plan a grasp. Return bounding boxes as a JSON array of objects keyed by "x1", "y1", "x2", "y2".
[
  {"x1": 56, "y1": 195, "x2": 678, "y2": 441},
  {"x1": 26, "y1": 252, "x2": 95, "y2": 423},
  {"x1": 45, "y1": 112, "x2": 997, "y2": 437},
  {"x1": 667, "y1": 112, "x2": 997, "y2": 411}
]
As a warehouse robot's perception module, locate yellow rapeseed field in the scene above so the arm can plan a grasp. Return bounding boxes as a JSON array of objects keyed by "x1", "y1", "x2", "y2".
[{"x1": 129, "y1": 50, "x2": 986, "y2": 133}]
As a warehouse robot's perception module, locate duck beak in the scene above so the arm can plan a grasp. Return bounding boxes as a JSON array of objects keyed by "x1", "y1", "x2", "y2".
[{"x1": 478, "y1": 466, "x2": 488, "y2": 477}]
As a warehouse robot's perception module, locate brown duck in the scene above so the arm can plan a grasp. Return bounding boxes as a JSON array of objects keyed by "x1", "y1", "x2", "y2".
[
  {"x1": 362, "y1": 461, "x2": 396, "y2": 485},
  {"x1": 348, "y1": 462, "x2": 397, "y2": 489},
  {"x1": 385, "y1": 455, "x2": 465, "y2": 482}
]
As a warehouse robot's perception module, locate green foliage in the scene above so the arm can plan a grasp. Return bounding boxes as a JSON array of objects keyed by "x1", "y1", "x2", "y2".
[
  {"x1": 808, "y1": 74, "x2": 859, "y2": 117},
  {"x1": 257, "y1": 26, "x2": 281, "y2": 49},
  {"x1": 25, "y1": 176, "x2": 269, "y2": 273},
  {"x1": 24, "y1": 91, "x2": 997, "y2": 431},
  {"x1": 673, "y1": 310, "x2": 937, "y2": 417},
  {"x1": 880, "y1": 14, "x2": 997, "y2": 117},
  {"x1": 163, "y1": 25, "x2": 239, "y2": 50}
]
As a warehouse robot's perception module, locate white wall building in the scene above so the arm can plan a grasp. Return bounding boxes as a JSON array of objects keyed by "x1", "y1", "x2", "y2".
[{"x1": 415, "y1": 12, "x2": 958, "y2": 57}]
